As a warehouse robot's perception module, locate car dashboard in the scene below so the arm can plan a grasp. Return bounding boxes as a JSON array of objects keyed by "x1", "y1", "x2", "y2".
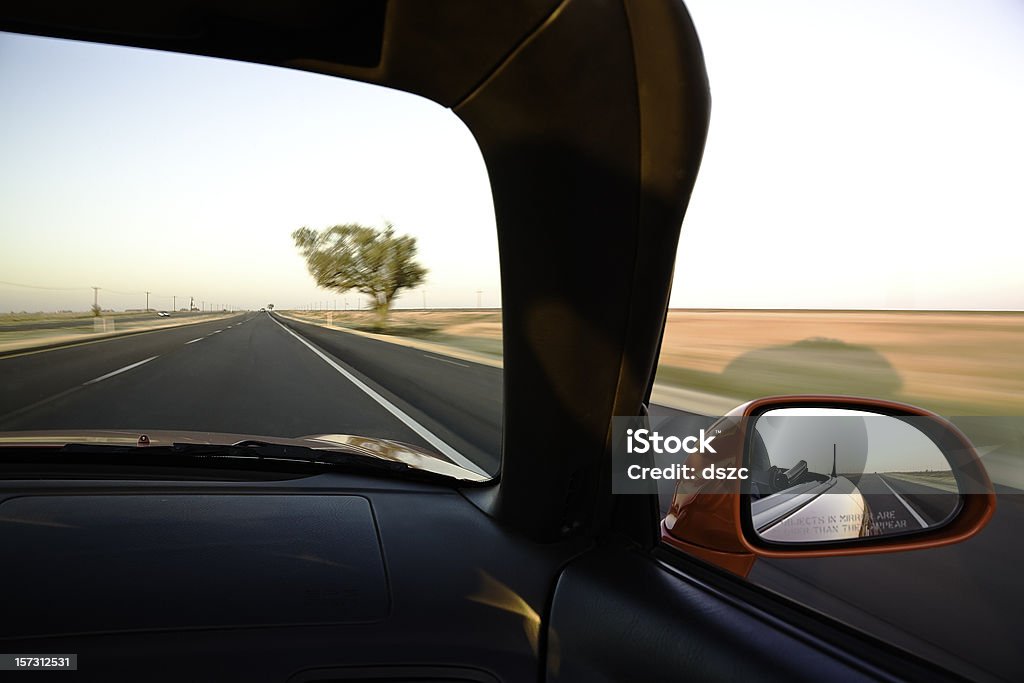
[{"x1": 0, "y1": 471, "x2": 580, "y2": 682}]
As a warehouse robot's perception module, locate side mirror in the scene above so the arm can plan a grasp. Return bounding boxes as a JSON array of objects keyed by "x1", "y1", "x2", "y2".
[{"x1": 661, "y1": 396, "x2": 996, "y2": 576}]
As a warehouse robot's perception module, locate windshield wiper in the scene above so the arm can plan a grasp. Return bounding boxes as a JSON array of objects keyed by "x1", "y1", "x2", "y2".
[
  {"x1": 0, "y1": 439, "x2": 447, "y2": 481},
  {"x1": 50, "y1": 439, "x2": 413, "y2": 472},
  {"x1": 0, "y1": 438, "x2": 482, "y2": 484}
]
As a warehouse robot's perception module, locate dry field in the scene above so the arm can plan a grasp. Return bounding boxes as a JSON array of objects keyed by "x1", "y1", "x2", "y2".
[
  {"x1": 653, "y1": 310, "x2": 1024, "y2": 415},
  {"x1": 292, "y1": 308, "x2": 1024, "y2": 415}
]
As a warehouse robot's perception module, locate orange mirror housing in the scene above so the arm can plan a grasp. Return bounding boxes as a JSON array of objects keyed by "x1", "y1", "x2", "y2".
[{"x1": 662, "y1": 396, "x2": 996, "y2": 577}]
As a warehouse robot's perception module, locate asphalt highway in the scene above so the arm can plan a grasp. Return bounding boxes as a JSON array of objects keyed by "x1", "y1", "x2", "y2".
[
  {"x1": 855, "y1": 472, "x2": 959, "y2": 532},
  {"x1": 0, "y1": 311, "x2": 501, "y2": 475}
]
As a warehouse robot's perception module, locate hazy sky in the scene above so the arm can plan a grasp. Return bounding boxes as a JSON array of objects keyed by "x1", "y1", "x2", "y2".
[
  {"x1": 0, "y1": 32, "x2": 497, "y2": 312},
  {"x1": 676, "y1": 0, "x2": 1024, "y2": 310},
  {"x1": 2, "y1": 0, "x2": 1023, "y2": 312},
  {"x1": 757, "y1": 408, "x2": 949, "y2": 475}
]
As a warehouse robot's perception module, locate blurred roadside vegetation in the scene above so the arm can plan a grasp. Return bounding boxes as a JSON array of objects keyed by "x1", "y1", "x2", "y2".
[{"x1": 292, "y1": 309, "x2": 504, "y2": 358}]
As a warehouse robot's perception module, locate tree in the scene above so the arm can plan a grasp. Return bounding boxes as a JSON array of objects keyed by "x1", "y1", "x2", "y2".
[
  {"x1": 267, "y1": 304, "x2": 275, "y2": 311},
  {"x1": 292, "y1": 222, "x2": 427, "y2": 322}
]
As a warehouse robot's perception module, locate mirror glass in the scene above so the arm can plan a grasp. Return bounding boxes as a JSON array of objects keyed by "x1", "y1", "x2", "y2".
[{"x1": 748, "y1": 407, "x2": 961, "y2": 544}]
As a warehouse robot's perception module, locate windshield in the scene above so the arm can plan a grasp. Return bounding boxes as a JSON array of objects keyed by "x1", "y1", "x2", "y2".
[{"x1": 0, "y1": 32, "x2": 501, "y2": 479}]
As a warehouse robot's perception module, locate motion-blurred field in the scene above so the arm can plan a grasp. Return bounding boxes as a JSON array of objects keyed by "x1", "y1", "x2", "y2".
[
  {"x1": 654, "y1": 310, "x2": 1024, "y2": 415},
  {"x1": 291, "y1": 308, "x2": 1024, "y2": 415}
]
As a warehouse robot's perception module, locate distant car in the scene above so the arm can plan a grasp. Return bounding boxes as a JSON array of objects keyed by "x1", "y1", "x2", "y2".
[{"x1": 157, "y1": 311, "x2": 170, "y2": 317}]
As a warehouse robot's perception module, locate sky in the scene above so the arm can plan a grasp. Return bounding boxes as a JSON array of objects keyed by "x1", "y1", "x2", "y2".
[
  {"x1": 0, "y1": 32, "x2": 498, "y2": 312},
  {"x1": 756, "y1": 408, "x2": 950, "y2": 475},
  {"x1": 1, "y1": 0, "x2": 1023, "y2": 312},
  {"x1": 675, "y1": 0, "x2": 1024, "y2": 310}
]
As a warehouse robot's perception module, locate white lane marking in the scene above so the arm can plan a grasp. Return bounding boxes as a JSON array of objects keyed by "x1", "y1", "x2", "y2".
[
  {"x1": 878, "y1": 475, "x2": 929, "y2": 528},
  {"x1": 211, "y1": 330, "x2": 222, "y2": 334},
  {"x1": 83, "y1": 356, "x2": 158, "y2": 385},
  {"x1": 271, "y1": 317, "x2": 488, "y2": 477},
  {"x1": 185, "y1": 338, "x2": 204, "y2": 345},
  {"x1": 423, "y1": 353, "x2": 469, "y2": 368}
]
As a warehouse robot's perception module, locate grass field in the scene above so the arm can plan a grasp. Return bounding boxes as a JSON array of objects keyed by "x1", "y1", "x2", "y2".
[{"x1": 291, "y1": 308, "x2": 1024, "y2": 416}]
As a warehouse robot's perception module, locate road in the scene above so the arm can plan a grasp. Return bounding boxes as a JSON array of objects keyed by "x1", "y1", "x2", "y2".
[
  {"x1": 0, "y1": 312, "x2": 1019, "y2": 680},
  {"x1": 0, "y1": 311, "x2": 501, "y2": 475},
  {"x1": 855, "y1": 472, "x2": 960, "y2": 533}
]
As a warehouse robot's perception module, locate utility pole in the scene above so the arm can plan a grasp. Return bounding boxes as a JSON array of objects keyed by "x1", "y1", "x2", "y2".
[
  {"x1": 145, "y1": 291, "x2": 150, "y2": 312},
  {"x1": 92, "y1": 286, "x2": 100, "y2": 311},
  {"x1": 173, "y1": 295, "x2": 176, "y2": 312}
]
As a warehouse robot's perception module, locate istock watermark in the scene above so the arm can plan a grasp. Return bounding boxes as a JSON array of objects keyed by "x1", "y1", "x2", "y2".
[
  {"x1": 622, "y1": 425, "x2": 747, "y2": 482},
  {"x1": 622, "y1": 462, "x2": 748, "y2": 481},
  {"x1": 625, "y1": 427, "x2": 718, "y2": 454},
  {"x1": 612, "y1": 415, "x2": 748, "y2": 494}
]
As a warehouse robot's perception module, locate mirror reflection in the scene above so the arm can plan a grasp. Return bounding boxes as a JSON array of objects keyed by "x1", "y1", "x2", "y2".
[{"x1": 749, "y1": 408, "x2": 961, "y2": 544}]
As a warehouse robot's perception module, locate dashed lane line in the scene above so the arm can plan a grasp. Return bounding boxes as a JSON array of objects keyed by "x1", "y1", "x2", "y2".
[
  {"x1": 83, "y1": 356, "x2": 159, "y2": 386},
  {"x1": 423, "y1": 354, "x2": 470, "y2": 368}
]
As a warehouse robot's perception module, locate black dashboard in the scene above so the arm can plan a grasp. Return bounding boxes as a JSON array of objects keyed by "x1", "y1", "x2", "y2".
[{"x1": 0, "y1": 472, "x2": 581, "y2": 682}]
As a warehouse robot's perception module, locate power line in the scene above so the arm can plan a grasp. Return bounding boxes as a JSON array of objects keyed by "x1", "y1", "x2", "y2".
[
  {"x1": 0, "y1": 279, "x2": 90, "y2": 291},
  {"x1": 8, "y1": 283, "x2": 187, "y2": 300},
  {"x1": 102, "y1": 287, "x2": 146, "y2": 296},
  {"x1": 1, "y1": 280, "x2": 251, "y2": 313}
]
